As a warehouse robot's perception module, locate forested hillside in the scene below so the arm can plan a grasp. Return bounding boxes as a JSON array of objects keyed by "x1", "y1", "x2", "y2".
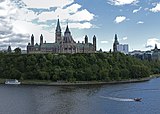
[{"x1": 0, "y1": 52, "x2": 158, "y2": 82}]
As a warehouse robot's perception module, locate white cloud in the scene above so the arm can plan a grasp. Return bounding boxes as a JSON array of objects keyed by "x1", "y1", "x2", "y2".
[
  {"x1": 150, "y1": 3, "x2": 160, "y2": 12},
  {"x1": 21, "y1": 0, "x2": 74, "y2": 9},
  {"x1": 133, "y1": 7, "x2": 142, "y2": 13},
  {"x1": 0, "y1": 0, "x2": 96, "y2": 50},
  {"x1": 145, "y1": 38, "x2": 160, "y2": 48},
  {"x1": 0, "y1": 0, "x2": 30, "y2": 50},
  {"x1": 65, "y1": 3, "x2": 81, "y2": 13},
  {"x1": 137, "y1": 21, "x2": 144, "y2": 24},
  {"x1": 38, "y1": 7, "x2": 94, "y2": 22},
  {"x1": 122, "y1": 37, "x2": 128, "y2": 40},
  {"x1": 69, "y1": 9, "x2": 94, "y2": 22},
  {"x1": 114, "y1": 16, "x2": 126, "y2": 23},
  {"x1": 101, "y1": 41, "x2": 109, "y2": 44},
  {"x1": 68, "y1": 22, "x2": 93, "y2": 29},
  {"x1": 108, "y1": 0, "x2": 138, "y2": 6}
]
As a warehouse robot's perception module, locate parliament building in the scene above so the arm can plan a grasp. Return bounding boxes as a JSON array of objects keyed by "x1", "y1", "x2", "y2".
[{"x1": 27, "y1": 19, "x2": 97, "y2": 54}]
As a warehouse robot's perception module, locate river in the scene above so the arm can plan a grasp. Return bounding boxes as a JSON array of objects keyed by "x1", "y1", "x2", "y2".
[{"x1": 0, "y1": 77, "x2": 160, "y2": 114}]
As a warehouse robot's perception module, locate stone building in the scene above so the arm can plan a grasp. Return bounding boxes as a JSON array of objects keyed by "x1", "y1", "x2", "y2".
[
  {"x1": 113, "y1": 34, "x2": 119, "y2": 52},
  {"x1": 113, "y1": 34, "x2": 129, "y2": 54},
  {"x1": 27, "y1": 19, "x2": 96, "y2": 54},
  {"x1": 152, "y1": 44, "x2": 160, "y2": 61}
]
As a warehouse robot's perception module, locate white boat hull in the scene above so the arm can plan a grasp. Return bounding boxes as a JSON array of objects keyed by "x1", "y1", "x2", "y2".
[
  {"x1": 5, "y1": 82, "x2": 21, "y2": 85},
  {"x1": 5, "y1": 79, "x2": 21, "y2": 85}
]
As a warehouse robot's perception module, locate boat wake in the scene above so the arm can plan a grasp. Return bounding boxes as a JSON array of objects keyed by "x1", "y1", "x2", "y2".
[{"x1": 100, "y1": 96, "x2": 135, "y2": 102}]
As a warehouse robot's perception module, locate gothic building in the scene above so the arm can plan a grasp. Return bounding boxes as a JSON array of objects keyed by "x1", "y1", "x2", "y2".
[
  {"x1": 27, "y1": 19, "x2": 97, "y2": 54},
  {"x1": 113, "y1": 34, "x2": 129, "y2": 54},
  {"x1": 113, "y1": 34, "x2": 119, "y2": 52},
  {"x1": 152, "y1": 44, "x2": 160, "y2": 61}
]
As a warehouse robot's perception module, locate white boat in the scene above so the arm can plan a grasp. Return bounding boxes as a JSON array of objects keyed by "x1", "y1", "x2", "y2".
[{"x1": 5, "y1": 79, "x2": 21, "y2": 85}]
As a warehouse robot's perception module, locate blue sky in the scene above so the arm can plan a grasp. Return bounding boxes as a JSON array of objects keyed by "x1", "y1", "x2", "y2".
[{"x1": 0, "y1": 0, "x2": 160, "y2": 51}]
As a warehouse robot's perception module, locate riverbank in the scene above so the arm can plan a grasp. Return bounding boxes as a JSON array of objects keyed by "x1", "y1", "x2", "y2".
[
  {"x1": 20, "y1": 77, "x2": 153, "y2": 86},
  {"x1": 0, "y1": 75, "x2": 158, "y2": 86},
  {"x1": 20, "y1": 77, "x2": 151, "y2": 86}
]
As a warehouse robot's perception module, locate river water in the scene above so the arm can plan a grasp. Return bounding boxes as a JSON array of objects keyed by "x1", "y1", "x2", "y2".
[{"x1": 1, "y1": 78, "x2": 160, "y2": 114}]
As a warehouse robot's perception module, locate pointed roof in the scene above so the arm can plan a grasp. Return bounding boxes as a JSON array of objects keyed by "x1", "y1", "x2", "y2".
[
  {"x1": 31, "y1": 34, "x2": 34, "y2": 38},
  {"x1": 40, "y1": 34, "x2": 43, "y2": 38},
  {"x1": 8, "y1": 45, "x2": 11, "y2": 53},
  {"x1": 65, "y1": 24, "x2": 71, "y2": 34},
  {"x1": 56, "y1": 19, "x2": 61, "y2": 32},
  {"x1": 115, "y1": 34, "x2": 118, "y2": 40},
  {"x1": 85, "y1": 35, "x2": 88, "y2": 39},
  {"x1": 155, "y1": 44, "x2": 158, "y2": 50},
  {"x1": 114, "y1": 34, "x2": 119, "y2": 44},
  {"x1": 93, "y1": 35, "x2": 96, "y2": 39}
]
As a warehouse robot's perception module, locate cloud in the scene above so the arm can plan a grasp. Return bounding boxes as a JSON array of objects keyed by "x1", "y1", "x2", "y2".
[
  {"x1": 150, "y1": 3, "x2": 160, "y2": 12},
  {"x1": 101, "y1": 41, "x2": 109, "y2": 44},
  {"x1": 137, "y1": 21, "x2": 144, "y2": 24},
  {"x1": 68, "y1": 22, "x2": 93, "y2": 29},
  {"x1": 122, "y1": 37, "x2": 128, "y2": 40},
  {"x1": 114, "y1": 16, "x2": 126, "y2": 23},
  {"x1": 108, "y1": 0, "x2": 139, "y2": 6},
  {"x1": 21, "y1": 0, "x2": 74, "y2": 9},
  {"x1": 145, "y1": 38, "x2": 160, "y2": 48},
  {"x1": 38, "y1": 7, "x2": 94, "y2": 22},
  {"x1": 0, "y1": 0, "x2": 30, "y2": 50},
  {"x1": 0, "y1": 0, "x2": 96, "y2": 50},
  {"x1": 133, "y1": 7, "x2": 142, "y2": 13}
]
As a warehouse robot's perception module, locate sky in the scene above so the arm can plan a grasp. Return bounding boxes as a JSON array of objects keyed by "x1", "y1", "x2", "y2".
[{"x1": 0, "y1": 0, "x2": 160, "y2": 51}]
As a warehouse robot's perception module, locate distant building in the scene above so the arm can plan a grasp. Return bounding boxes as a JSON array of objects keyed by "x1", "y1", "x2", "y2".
[
  {"x1": 129, "y1": 49, "x2": 153, "y2": 61},
  {"x1": 129, "y1": 50, "x2": 144, "y2": 60},
  {"x1": 152, "y1": 44, "x2": 160, "y2": 61},
  {"x1": 117, "y1": 44, "x2": 129, "y2": 54},
  {"x1": 7, "y1": 45, "x2": 12, "y2": 53},
  {"x1": 113, "y1": 34, "x2": 129, "y2": 54},
  {"x1": 144, "y1": 51, "x2": 152, "y2": 61},
  {"x1": 113, "y1": 34, "x2": 119, "y2": 52},
  {"x1": 27, "y1": 19, "x2": 97, "y2": 54}
]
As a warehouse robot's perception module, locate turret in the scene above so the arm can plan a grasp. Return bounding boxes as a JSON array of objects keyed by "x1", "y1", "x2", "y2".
[
  {"x1": 155, "y1": 44, "x2": 158, "y2": 50},
  {"x1": 64, "y1": 24, "x2": 71, "y2": 35},
  {"x1": 63, "y1": 24, "x2": 75, "y2": 43},
  {"x1": 55, "y1": 19, "x2": 62, "y2": 43},
  {"x1": 93, "y1": 35, "x2": 96, "y2": 52},
  {"x1": 7, "y1": 45, "x2": 11, "y2": 53},
  {"x1": 85, "y1": 35, "x2": 88, "y2": 44},
  {"x1": 31, "y1": 34, "x2": 34, "y2": 46},
  {"x1": 40, "y1": 34, "x2": 43, "y2": 45},
  {"x1": 113, "y1": 34, "x2": 119, "y2": 52}
]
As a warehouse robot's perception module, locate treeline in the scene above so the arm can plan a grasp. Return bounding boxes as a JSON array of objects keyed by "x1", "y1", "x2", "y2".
[{"x1": 0, "y1": 52, "x2": 158, "y2": 82}]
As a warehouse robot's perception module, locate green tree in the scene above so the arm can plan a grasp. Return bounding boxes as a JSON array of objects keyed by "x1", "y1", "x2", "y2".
[{"x1": 14, "y1": 47, "x2": 21, "y2": 54}]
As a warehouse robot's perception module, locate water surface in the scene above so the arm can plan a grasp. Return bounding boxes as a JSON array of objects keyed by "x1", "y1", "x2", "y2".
[{"x1": 0, "y1": 78, "x2": 160, "y2": 114}]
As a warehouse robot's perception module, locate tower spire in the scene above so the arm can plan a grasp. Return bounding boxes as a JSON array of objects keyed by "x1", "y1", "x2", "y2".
[
  {"x1": 56, "y1": 18, "x2": 61, "y2": 32},
  {"x1": 115, "y1": 34, "x2": 118, "y2": 41},
  {"x1": 55, "y1": 18, "x2": 62, "y2": 43},
  {"x1": 65, "y1": 23, "x2": 70, "y2": 34},
  {"x1": 155, "y1": 44, "x2": 158, "y2": 50},
  {"x1": 113, "y1": 34, "x2": 119, "y2": 52}
]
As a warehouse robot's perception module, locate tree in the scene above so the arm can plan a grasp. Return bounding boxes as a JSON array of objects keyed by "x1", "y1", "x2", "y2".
[
  {"x1": 14, "y1": 47, "x2": 21, "y2": 54},
  {"x1": 130, "y1": 65, "x2": 150, "y2": 79}
]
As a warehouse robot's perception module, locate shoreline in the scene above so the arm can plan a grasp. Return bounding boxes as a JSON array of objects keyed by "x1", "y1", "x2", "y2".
[
  {"x1": 20, "y1": 77, "x2": 153, "y2": 86},
  {"x1": 1, "y1": 75, "x2": 159, "y2": 86}
]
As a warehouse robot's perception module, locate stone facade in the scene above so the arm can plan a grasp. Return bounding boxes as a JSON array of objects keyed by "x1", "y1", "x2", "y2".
[
  {"x1": 27, "y1": 19, "x2": 96, "y2": 54},
  {"x1": 113, "y1": 34, "x2": 119, "y2": 52},
  {"x1": 152, "y1": 44, "x2": 160, "y2": 61}
]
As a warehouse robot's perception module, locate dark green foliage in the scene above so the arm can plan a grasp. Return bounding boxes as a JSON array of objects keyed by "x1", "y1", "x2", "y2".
[
  {"x1": 14, "y1": 47, "x2": 21, "y2": 54},
  {"x1": 0, "y1": 52, "x2": 156, "y2": 82}
]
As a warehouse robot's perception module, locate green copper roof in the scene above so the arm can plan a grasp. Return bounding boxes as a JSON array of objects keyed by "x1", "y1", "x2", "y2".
[
  {"x1": 41, "y1": 43, "x2": 59, "y2": 48},
  {"x1": 76, "y1": 43, "x2": 93, "y2": 49},
  {"x1": 56, "y1": 19, "x2": 61, "y2": 32}
]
